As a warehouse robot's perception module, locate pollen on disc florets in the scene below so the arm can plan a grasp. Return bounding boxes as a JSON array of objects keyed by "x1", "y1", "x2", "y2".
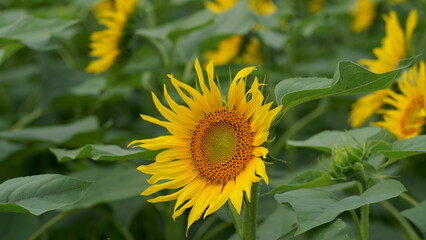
[{"x1": 191, "y1": 108, "x2": 254, "y2": 185}]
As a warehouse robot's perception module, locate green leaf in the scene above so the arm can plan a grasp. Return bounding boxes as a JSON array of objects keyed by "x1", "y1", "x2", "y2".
[
  {"x1": 380, "y1": 135, "x2": 426, "y2": 165},
  {"x1": 0, "y1": 213, "x2": 39, "y2": 240},
  {"x1": 288, "y1": 127, "x2": 394, "y2": 153},
  {"x1": 50, "y1": 144, "x2": 159, "y2": 162},
  {"x1": 0, "y1": 174, "x2": 91, "y2": 215},
  {"x1": 0, "y1": 12, "x2": 78, "y2": 50},
  {"x1": 275, "y1": 179, "x2": 406, "y2": 234},
  {"x1": 61, "y1": 165, "x2": 149, "y2": 210},
  {"x1": 401, "y1": 201, "x2": 426, "y2": 235},
  {"x1": 257, "y1": 205, "x2": 297, "y2": 240},
  {"x1": 281, "y1": 218, "x2": 356, "y2": 240},
  {"x1": 0, "y1": 140, "x2": 22, "y2": 162},
  {"x1": 0, "y1": 39, "x2": 23, "y2": 65},
  {"x1": 269, "y1": 170, "x2": 335, "y2": 194},
  {"x1": 275, "y1": 57, "x2": 417, "y2": 112},
  {"x1": 137, "y1": 9, "x2": 214, "y2": 41},
  {"x1": 0, "y1": 117, "x2": 99, "y2": 143}
]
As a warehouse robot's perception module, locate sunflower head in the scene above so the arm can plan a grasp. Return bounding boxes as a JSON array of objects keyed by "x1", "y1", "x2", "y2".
[
  {"x1": 358, "y1": 10, "x2": 418, "y2": 73},
  {"x1": 373, "y1": 61, "x2": 426, "y2": 139},
  {"x1": 351, "y1": 0, "x2": 377, "y2": 33},
  {"x1": 86, "y1": 0, "x2": 137, "y2": 74},
  {"x1": 350, "y1": 10, "x2": 418, "y2": 128},
  {"x1": 204, "y1": 36, "x2": 263, "y2": 66},
  {"x1": 205, "y1": 0, "x2": 238, "y2": 13},
  {"x1": 248, "y1": 0, "x2": 277, "y2": 16},
  {"x1": 129, "y1": 59, "x2": 282, "y2": 231}
]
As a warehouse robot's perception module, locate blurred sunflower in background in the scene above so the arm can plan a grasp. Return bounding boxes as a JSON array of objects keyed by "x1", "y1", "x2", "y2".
[
  {"x1": 351, "y1": 0, "x2": 377, "y2": 33},
  {"x1": 129, "y1": 59, "x2": 282, "y2": 231},
  {"x1": 309, "y1": 0, "x2": 325, "y2": 13},
  {"x1": 374, "y1": 61, "x2": 426, "y2": 139},
  {"x1": 350, "y1": 9, "x2": 418, "y2": 128},
  {"x1": 86, "y1": 0, "x2": 137, "y2": 74},
  {"x1": 206, "y1": 0, "x2": 276, "y2": 16},
  {"x1": 203, "y1": 36, "x2": 263, "y2": 66}
]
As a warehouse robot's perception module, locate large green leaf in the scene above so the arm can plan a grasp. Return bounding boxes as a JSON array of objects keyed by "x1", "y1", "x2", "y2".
[
  {"x1": 0, "y1": 12, "x2": 78, "y2": 50},
  {"x1": 50, "y1": 144, "x2": 158, "y2": 162},
  {"x1": 401, "y1": 201, "x2": 426, "y2": 235},
  {"x1": 61, "y1": 165, "x2": 149, "y2": 210},
  {"x1": 287, "y1": 127, "x2": 394, "y2": 153},
  {"x1": 269, "y1": 170, "x2": 335, "y2": 194},
  {"x1": 275, "y1": 179, "x2": 406, "y2": 234},
  {"x1": 281, "y1": 219, "x2": 356, "y2": 240},
  {"x1": 0, "y1": 117, "x2": 99, "y2": 143},
  {"x1": 380, "y1": 135, "x2": 426, "y2": 164},
  {"x1": 0, "y1": 174, "x2": 91, "y2": 215},
  {"x1": 257, "y1": 205, "x2": 297, "y2": 240},
  {"x1": 0, "y1": 140, "x2": 22, "y2": 162},
  {"x1": 275, "y1": 57, "x2": 416, "y2": 112}
]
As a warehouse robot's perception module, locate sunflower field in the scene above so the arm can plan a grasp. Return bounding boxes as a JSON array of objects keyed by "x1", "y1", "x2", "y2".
[{"x1": 1, "y1": 0, "x2": 426, "y2": 239}]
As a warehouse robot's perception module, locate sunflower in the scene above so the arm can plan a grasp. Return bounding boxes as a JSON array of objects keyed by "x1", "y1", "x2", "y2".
[
  {"x1": 205, "y1": 0, "x2": 276, "y2": 16},
  {"x1": 351, "y1": 0, "x2": 376, "y2": 33},
  {"x1": 373, "y1": 61, "x2": 426, "y2": 139},
  {"x1": 350, "y1": 10, "x2": 418, "y2": 128},
  {"x1": 129, "y1": 59, "x2": 282, "y2": 231},
  {"x1": 309, "y1": 0, "x2": 325, "y2": 13},
  {"x1": 204, "y1": 36, "x2": 262, "y2": 66},
  {"x1": 86, "y1": 0, "x2": 137, "y2": 74},
  {"x1": 203, "y1": 36, "x2": 243, "y2": 66}
]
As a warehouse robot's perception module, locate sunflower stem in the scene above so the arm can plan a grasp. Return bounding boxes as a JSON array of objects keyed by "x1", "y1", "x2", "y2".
[
  {"x1": 381, "y1": 201, "x2": 421, "y2": 240},
  {"x1": 228, "y1": 201, "x2": 243, "y2": 239},
  {"x1": 243, "y1": 182, "x2": 259, "y2": 240}
]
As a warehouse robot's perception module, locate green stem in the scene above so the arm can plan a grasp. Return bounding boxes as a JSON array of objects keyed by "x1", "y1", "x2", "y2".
[
  {"x1": 381, "y1": 201, "x2": 421, "y2": 240},
  {"x1": 228, "y1": 201, "x2": 243, "y2": 239},
  {"x1": 400, "y1": 193, "x2": 419, "y2": 207},
  {"x1": 360, "y1": 204, "x2": 369, "y2": 240},
  {"x1": 192, "y1": 215, "x2": 218, "y2": 240},
  {"x1": 96, "y1": 207, "x2": 134, "y2": 240},
  {"x1": 349, "y1": 210, "x2": 362, "y2": 239},
  {"x1": 29, "y1": 211, "x2": 73, "y2": 240},
  {"x1": 202, "y1": 222, "x2": 232, "y2": 240},
  {"x1": 242, "y1": 182, "x2": 259, "y2": 240},
  {"x1": 11, "y1": 108, "x2": 44, "y2": 130}
]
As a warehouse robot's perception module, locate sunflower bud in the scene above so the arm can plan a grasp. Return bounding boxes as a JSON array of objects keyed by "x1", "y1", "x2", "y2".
[{"x1": 330, "y1": 144, "x2": 365, "y2": 180}]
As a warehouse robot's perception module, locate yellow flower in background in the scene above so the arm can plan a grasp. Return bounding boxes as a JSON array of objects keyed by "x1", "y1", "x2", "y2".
[
  {"x1": 236, "y1": 37, "x2": 263, "y2": 65},
  {"x1": 248, "y1": 0, "x2": 276, "y2": 16},
  {"x1": 204, "y1": 36, "x2": 263, "y2": 66},
  {"x1": 359, "y1": 10, "x2": 417, "y2": 73},
  {"x1": 373, "y1": 61, "x2": 426, "y2": 139},
  {"x1": 86, "y1": 0, "x2": 137, "y2": 74},
  {"x1": 129, "y1": 59, "x2": 282, "y2": 231},
  {"x1": 389, "y1": 0, "x2": 406, "y2": 4},
  {"x1": 350, "y1": 90, "x2": 390, "y2": 128},
  {"x1": 351, "y1": 0, "x2": 376, "y2": 33},
  {"x1": 206, "y1": 0, "x2": 276, "y2": 15},
  {"x1": 204, "y1": 36, "x2": 243, "y2": 66},
  {"x1": 205, "y1": 0, "x2": 238, "y2": 13},
  {"x1": 309, "y1": 0, "x2": 325, "y2": 13},
  {"x1": 350, "y1": 10, "x2": 418, "y2": 128},
  {"x1": 93, "y1": 0, "x2": 115, "y2": 19}
]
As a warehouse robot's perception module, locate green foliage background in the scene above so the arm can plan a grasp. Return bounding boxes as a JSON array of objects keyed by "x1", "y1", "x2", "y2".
[{"x1": 1, "y1": 0, "x2": 426, "y2": 239}]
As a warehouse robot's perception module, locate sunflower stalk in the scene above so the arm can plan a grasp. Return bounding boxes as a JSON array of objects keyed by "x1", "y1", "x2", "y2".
[{"x1": 242, "y1": 182, "x2": 260, "y2": 240}]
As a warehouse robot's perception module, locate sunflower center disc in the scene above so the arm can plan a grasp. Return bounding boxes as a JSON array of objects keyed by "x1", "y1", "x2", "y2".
[{"x1": 191, "y1": 108, "x2": 254, "y2": 185}]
